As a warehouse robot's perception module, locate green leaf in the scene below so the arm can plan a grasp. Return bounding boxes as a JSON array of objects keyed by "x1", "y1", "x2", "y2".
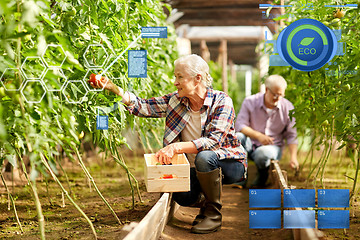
[
  {"x1": 6, "y1": 155, "x2": 16, "y2": 167},
  {"x1": 298, "y1": 37, "x2": 315, "y2": 46}
]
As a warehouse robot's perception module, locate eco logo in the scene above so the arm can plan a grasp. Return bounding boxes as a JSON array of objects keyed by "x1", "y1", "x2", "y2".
[{"x1": 277, "y1": 19, "x2": 338, "y2": 71}]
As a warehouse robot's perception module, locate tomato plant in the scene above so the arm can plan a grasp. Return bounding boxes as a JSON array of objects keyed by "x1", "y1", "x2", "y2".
[
  {"x1": 0, "y1": 0, "x2": 178, "y2": 238},
  {"x1": 269, "y1": 0, "x2": 360, "y2": 200}
]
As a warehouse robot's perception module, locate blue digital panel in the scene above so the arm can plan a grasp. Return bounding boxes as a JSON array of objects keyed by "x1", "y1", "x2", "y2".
[
  {"x1": 284, "y1": 189, "x2": 315, "y2": 208},
  {"x1": 318, "y1": 210, "x2": 349, "y2": 229},
  {"x1": 318, "y1": 189, "x2": 349, "y2": 208},
  {"x1": 96, "y1": 115, "x2": 108, "y2": 130},
  {"x1": 141, "y1": 27, "x2": 167, "y2": 38},
  {"x1": 249, "y1": 189, "x2": 281, "y2": 208},
  {"x1": 128, "y1": 50, "x2": 147, "y2": 78},
  {"x1": 249, "y1": 210, "x2": 281, "y2": 229},
  {"x1": 270, "y1": 54, "x2": 290, "y2": 66},
  {"x1": 284, "y1": 210, "x2": 315, "y2": 229}
]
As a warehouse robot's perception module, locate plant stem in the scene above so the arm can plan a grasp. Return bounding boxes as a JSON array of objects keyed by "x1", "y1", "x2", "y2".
[
  {"x1": 319, "y1": 142, "x2": 333, "y2": 189},
  {"x1": 109, "y1": 142, "x2": 134, "y2": 207},
  {"x1": 109, "y1": 140, "x2": 142, "y2": 207},
  {"x1": 73, "y1": 148, "x2": 122, "y2": 225},
  {"x1": 0, "y1": 172, "x2": 23, "y2": 233},
  {"x1": 61, "y1": 191, "x2": 65, "y2": 208},
  {"x1": 55, "y1": 153, "x2": 73, "y2": 196},
  {"x1": 136, "y1": 125, "x2": 151, "y2": 153},
  {"x1": 350, "y1": 147, "x2": 359, "y2": 201},
  {"x1": 39, "y1": 153, "x2": 97, "y2": 239},
  {"x1": 44, "y1": 177, "x2": 52, "y2": 205},
  {"x1": 320, "y1": 122, "x2": 335, "y2": 188},
  {"x1": 17, "y1": 153, "x2": 45, "y2": 240},
  {"x1": 16, "y1": 0, "x2": 22, "y2": 85},
  {"x1": 307, "y1": 140, "x2": 327, "y2": 185},
  {"x1": 301, "y1": 134, "x2": 315, "y2": 172},
  {"x1": 119, "y1": 153, "x2": 143, "y2": 203},
  {"x1": 150, "y1": 128, "x2": 162, "y2": 147},
  {"x1": 144, "y1": 131, "x2": 154, "y2": 153}
]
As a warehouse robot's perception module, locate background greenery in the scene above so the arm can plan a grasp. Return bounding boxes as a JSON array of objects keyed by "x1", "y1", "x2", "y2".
[
  {"x1": 269, "y1": 0, "x2": 359, "y2": 198},
  {"x1": 0, "y1": 0, "x2": 178, "y2": 238}
]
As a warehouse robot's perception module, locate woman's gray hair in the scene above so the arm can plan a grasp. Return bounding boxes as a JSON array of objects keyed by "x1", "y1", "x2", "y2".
[
  {"x1": 265, "y1": 75, "x2": 287, "y2": 90},
  {"x1": 174, "y1": 54, "x2": 213, "y2": 88}
]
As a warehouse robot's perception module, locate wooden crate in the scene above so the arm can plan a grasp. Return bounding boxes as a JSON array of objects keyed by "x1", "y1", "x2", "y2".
[{"x1": 144, "y1": 153, "x2": 190, "y2": 192}]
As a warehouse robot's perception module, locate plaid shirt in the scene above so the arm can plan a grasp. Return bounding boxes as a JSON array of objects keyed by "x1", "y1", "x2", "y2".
[{"x1": 126, "y1": 88, "x2": 247, "y2": 166}]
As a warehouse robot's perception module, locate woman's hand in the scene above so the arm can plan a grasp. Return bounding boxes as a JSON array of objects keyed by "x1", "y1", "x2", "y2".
[
  {"x1": 155, "y1": 143, "x2": 180, "y2": 165},
  {"x1": 88, "y1": 74, "x2": 128, "y2": 101},
  {"x1": 88, "y1": 74, "x2": 118, "y2": 93}
]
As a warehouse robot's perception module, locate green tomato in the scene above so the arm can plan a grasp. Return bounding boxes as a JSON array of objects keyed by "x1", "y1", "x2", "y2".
[
  {"x1": 64, "y1": 7, "x2": 76, "y2": 20},
  {"x1": 12, "y1": 93, "x2": 21, "y2": 104},
  {"x1": 0, "y1": 87, "x2": 6, "y2": 97},
  {"x1": 24, "y1": 34, "x2": 32, "y2": 42},
  {"x1": 5, "y1": 83, "x2": 16, "y2": 91},
  {"x1": 343, "y1": 84, "x2": 351, "y2": 92},
  {"x1": 321, "y1": 120, "x2": 329, "y2": 127},
  {"x1": 330, "y1": 18, "x2": 341, "y2": 27},
  {"x1": 66, "y1": 6, "x2": 76, "y2": 17},
  {"x1": 330, "y1": 18, "x2": 341, "y2": 25},
  {"x1": 78, "y1": 131, "x2": 84, "y2": 139}
]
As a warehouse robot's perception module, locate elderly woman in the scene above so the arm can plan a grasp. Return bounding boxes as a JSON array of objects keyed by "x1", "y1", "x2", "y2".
[{"x1": 89, "y1": 54, "x2": 247, "y2": 234}]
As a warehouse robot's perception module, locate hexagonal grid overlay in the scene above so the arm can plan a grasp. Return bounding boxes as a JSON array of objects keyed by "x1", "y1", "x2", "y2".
[
  {"x1": 21, "y1": 80, "x2": 46, "y2": 104},
  {"x1": 0, "y1": 68, "x2": 25, "y2": 91},
  {"x1": 21, "y1": 56, "x2": 47, "y2": 80},
  {"x1": 101, "y1": 57, "x2": 125, "y2": 80},
  {"x1": 41, "y1": 44, "x2": 67, "y2": 67},
  {"x1": 83, "y1": 68, "x2": 110, "y2": 92},
  {"x1": 62, "y1": 80, "x2": 88, "y2": 104},
  {"x1": 42, "y1": 68, "x2": 68, "y2": 92},
  {"x1": 83, "y1": 44, "x2": 109, "y2": 68}
]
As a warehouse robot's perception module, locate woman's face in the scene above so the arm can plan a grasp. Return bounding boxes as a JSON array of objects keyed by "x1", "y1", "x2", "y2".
[{"x1": 174, "y1": 64, "x2": 198, "y2": 98}]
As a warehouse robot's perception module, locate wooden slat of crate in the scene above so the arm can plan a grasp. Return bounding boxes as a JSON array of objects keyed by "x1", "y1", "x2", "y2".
[
  {"x1": 145, "y1": 164, "x2": 189, "y2": 179},
  {"x1": 146, "y1": 178, "x2": 190, "y2": 192},
  {"x1": 144, "y1": 153, "x2": 190, "y2": 193}
]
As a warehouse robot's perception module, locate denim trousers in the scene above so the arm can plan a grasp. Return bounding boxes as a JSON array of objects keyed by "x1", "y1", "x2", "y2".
[
  {"x1": 172, "y1": 150, "x2": 245, "y2": 206},
  {"x1": 236, "y1": 132, "x2": 282, "y2": 169}
]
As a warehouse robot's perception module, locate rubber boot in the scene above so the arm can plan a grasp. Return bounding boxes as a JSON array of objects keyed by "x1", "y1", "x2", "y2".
[
  {"x1": 192, "y1": 206, "x2": 205, "y2": 226},
  {"x1": 191, "y1": 168, "x2": 222, "y2": 234},
  {"x1": 189, "y1": 193, "x2": 206, "y2": 225},
  {"x1": 250, "y1": 167, "x2": 269, "y2": 188}
]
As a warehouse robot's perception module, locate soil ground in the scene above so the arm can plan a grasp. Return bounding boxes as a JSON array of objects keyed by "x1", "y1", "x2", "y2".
[
  {"x1": 161, "y1": 148, "x2": 360, "y2": 240},
  {"x1": 1, "y1": 147, "x2": 358, "y2": 240},
  {"x1": 161, "y1": 163, "x2": 293, "y2": 240},
  {"x1": 285, "y1": 150, "x2": 360, "y2": 240},
  {"x1": 0, "y1": 152, "x2": 159, "y2": 240}
]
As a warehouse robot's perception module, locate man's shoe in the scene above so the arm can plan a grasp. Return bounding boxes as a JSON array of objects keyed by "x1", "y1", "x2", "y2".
[
  {"x1": 230, "y1": 178, "x2": 247, "y2": 189},
  {"x1": 250, "y1": 167, "x2": 269, "y2": 188}
]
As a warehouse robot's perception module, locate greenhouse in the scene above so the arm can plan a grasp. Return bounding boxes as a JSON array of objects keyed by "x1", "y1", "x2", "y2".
[{"x1": 0, "y1": 0, "x2": 359, "y2": 239}]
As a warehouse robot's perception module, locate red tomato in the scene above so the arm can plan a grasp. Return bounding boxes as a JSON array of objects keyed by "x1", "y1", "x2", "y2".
[
  {"x1": 162, "y1": 174, "x2": 173, "y2": 179},
  {"x1": 88, "y1": 73, "x2": 97, "y2": 84}
]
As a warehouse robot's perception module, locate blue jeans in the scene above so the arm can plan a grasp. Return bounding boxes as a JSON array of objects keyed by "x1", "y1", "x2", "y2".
[
  {"x1": 173, "y1": 150, "x2": 245, "y2": 206},
  {"x1": 236, "y1": 132, "x2": 282, "y2": 169}
]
